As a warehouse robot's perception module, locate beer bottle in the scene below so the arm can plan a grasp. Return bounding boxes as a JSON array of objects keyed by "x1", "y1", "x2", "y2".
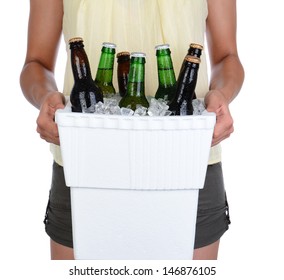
[
  {"x1": 154, "y1": 44, "x2": 177, "y2": 102},
  {"x1": 116, "y1": 51, "x2": 130, "y2": 97},
  {"x1": 119, "y1": 52, "x2": 149, "y2": 111},
  {"x1": 168, "y1": 55, "x2": 201, "y2": 115},
  {"x1": 181, "y1": 43, "x2": 203, "y2": 100},
  {"x1": 94, "y1": 42, "x2": 116, "y2": 98},
  {"x1": 69, "y1": 37, "x2": 103, "y2": 113}
]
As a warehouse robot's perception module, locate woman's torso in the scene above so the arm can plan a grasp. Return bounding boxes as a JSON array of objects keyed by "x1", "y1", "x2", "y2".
[
  {"x1": 51, "y1": 0, "x2": 221, "y2": 166},
  {"x1": 62, "y1": 0, "x2": 209, "y2": 97}
]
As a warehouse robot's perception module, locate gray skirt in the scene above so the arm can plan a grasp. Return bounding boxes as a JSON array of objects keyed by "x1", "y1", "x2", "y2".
[{"x1": 44, "y1": 161, "x2": 230, "y2": 249}]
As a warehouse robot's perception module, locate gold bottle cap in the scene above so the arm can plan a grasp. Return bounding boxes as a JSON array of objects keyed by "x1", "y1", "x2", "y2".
[
  {"x1": 185, "y1": 55, "x2": 201, "y2": 64},
  {"x1": 117, "y1": 51, "x2": 130, "y2": 58},
  {"x1": 68, "y1": 37, "x2": 84, "y2": 44},
  {"x1": 189, "y1": 43, "x2": 203, "y2": 50}
]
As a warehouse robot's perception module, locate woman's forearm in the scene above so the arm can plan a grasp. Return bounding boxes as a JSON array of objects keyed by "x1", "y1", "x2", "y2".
[
  {"x1": 209, "y1": 53, "x2": 245, "y2": 104},
  {"x1": 20, "y1": 61, "x2": 59, "y2": 110}
]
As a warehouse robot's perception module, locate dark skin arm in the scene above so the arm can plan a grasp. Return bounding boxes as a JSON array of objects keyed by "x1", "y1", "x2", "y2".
[
  {"x1": 20, "y1": 0, "x2": 64, "y2": 145},
  {"x1": 205, "y1": 0, "x2": 245, "y2": 146}
]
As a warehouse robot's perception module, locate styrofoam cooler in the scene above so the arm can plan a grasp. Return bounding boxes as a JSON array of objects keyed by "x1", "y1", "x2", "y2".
[{"x1": 55, "y1": 104, "x2": 216, "y2": 260}]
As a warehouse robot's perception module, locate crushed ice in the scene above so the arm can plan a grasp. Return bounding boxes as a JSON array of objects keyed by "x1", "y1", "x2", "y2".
[{"x1": 91, "y1": 95, "x2": 206, "y2": 116}]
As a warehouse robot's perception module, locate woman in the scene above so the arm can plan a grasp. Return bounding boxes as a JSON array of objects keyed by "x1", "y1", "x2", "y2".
[{"x1": 20, "y1": 0, "x2": 244, "y2": 260}]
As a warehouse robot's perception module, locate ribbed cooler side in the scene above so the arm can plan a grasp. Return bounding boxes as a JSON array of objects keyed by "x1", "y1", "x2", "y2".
[
  {"x1": 56, "y1": 108, "x2": 215, "y2": 190},
  {"x1": 128, "y1": 128, "x2": 212, "y2": 190}
]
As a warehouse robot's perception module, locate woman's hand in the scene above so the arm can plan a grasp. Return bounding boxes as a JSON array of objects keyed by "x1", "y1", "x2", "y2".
[
  {"x1": 36, "y1": 91, "x2": 65, "y2": 145},
  {"x1": 205, "y1": 89, "x2": 234, "y2": 146}
]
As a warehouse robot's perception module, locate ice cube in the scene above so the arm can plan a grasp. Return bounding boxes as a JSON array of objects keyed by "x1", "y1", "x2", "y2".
[
  {"x1": 110, "y1": 105, "x2": 121, "y2": 115},
  {"x1": 148, "y1": 97, "x2": 170, "y2": 116},
  {"x1": 134, "y1": 105, "x2": 148, "y2": 116},
  {"x1": 120, "y1": 107, "x2": 134, "y2": 116},
  {"x1": 161, "y1": 110, "x2": 173, "y2": 116},
  {"x1": 192, "y1": 99, "x2": 206, "y2": 115}
]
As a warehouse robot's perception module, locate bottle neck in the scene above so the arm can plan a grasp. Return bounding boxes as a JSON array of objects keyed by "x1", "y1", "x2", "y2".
[
  {"x1": 117, "y1": 54, "x2": 130, "y2": 63},
  {"x1": 117, "y1": 55, "x2": 130, "y2": 97},
  {"x1": 126, "y1": 58, "x2": 145, "y2": 97},
  {"x1": 95, "y1": 47, "x2": 115, "y2": 83},
  {"x1": 117, "y1": 57, "x2": 130, "y2": 71},
  {"x1": 156, "y1": 53, "x2": 176, "y2": 87},
  {"x1": 178, "y1": 61, "x2": 199, "y2": 100},
  {"x1": 187, "y1": 47, "x2": 202, "y2": 58},
  {"x1": 70, "y1": 47, "x2": 93, "y2": 82},
  {"x1": 186, "y1": 61, "x2": 199, "y2": 81}
]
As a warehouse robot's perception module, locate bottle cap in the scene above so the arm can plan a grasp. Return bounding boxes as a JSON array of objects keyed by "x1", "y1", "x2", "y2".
[
  {"x1": 131, "y1": 52, "x2": 146, "y2": 58},
  {"x1": 102, "y1": 42, "x2": 117, "y2": 49},
  {"x1": 189, "y1": 43, "x2": 203, "y2": 50},
  {"x1": 185, "y1": 55, "x2": 201, "y2": 64},
  {"x1": 155, "y1": 44, "x2": 170, "y2": 50},
  {"x1": 117, "y1": 51, "x2": 130, "y2": 58},
  {"x1": 68, "y1": 37, "x2": 84, "y2": 44}
]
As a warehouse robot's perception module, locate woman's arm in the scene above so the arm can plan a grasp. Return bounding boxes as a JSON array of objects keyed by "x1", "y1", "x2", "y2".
[
  {"x1": 205, "y1": 0, "x2": 245, "y2": 146},
  {"x1": 20, "y1": 0, "x2": 64, "y2": 145}
]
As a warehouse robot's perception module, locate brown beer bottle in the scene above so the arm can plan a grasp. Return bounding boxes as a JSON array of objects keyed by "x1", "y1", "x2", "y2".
[
  {"x1": 168, "y1": 56, "x2": 201, "y2": 115},
  {"x1": 69, "y1": 37, "x2": 103, "y2": 113},
  {"x1": 181, "y1": 43, "x2": 203, "y2": 100},
  {"x1": 117, "y1": 51, "x2": 130, "y2": 97}
]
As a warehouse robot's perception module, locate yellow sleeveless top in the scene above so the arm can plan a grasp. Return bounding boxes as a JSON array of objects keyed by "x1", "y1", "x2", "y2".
[{"x1": 51, "y1": 0, "x2": 221, "y2": 165}]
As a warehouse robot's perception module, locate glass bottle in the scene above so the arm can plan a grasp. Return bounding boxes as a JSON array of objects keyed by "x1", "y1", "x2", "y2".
[
  {"x1": 119, "y1": 52, "x2": 149, "y2": 110},
  {"x1": 154, "y1": 44, "x2": 177, "y2": 103},
  {"x1": 94, "y1": 42, "x2": 116, "y2": 98},
  {"x1": 116, "y1": 51, "x2": 130, "y2": 97},
  {"x1": 69, "y1": 37, "x2": 103, "y2": 113},
  {"x1": 181, "y1": 43, "x2": 203, "y2": 100},
  {"x1": 168, "y1": 55, "x2": 201, "y2": 116}
]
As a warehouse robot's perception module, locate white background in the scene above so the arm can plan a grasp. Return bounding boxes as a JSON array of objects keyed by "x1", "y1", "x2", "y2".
[{"x1": 1, "y1": 0, "x2": 284, "y2": 279}]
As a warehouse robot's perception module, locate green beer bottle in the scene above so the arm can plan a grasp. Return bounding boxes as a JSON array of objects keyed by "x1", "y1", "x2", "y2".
[
  {"x1": 69, "y1": 37, "x2": 103, "y2": 113},
  {"x1": 154, "y1": 44, "x2": 177, "y2": 103},
  {"x1": 94, "y1": 42, "x2": 116, "y2": 98},
  {"x1": 119, "y1": 52, "x2": 149, "y2": 111},
  {"x1": 168, "y1": 55, "x2": 201, "y2": 115}
]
